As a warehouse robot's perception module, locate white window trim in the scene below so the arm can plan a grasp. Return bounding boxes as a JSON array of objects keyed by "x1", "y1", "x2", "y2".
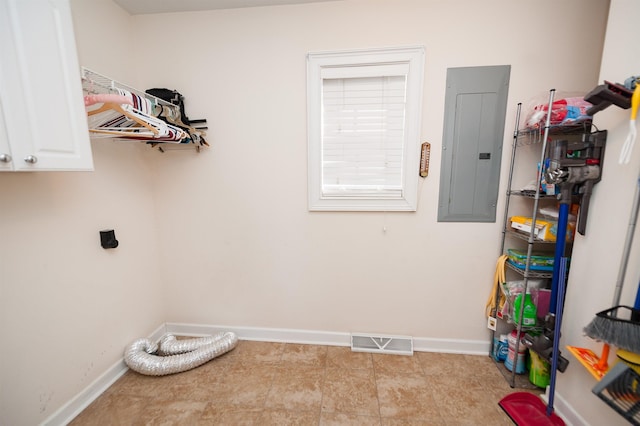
[{"x1": 307, "y1": 46, "x2": 425, "y2": 211}]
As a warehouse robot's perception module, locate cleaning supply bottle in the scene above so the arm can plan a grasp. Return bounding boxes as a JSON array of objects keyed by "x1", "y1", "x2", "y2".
[
  {"x1": 505, "y1": 330, "x2": 527, "y2": 374},
  {"x1": 513, "y1": 290, "x2": 537, "y2": 327},
  {"x1": 492, "y1": 334, "x2": 508, "y2": 362}
]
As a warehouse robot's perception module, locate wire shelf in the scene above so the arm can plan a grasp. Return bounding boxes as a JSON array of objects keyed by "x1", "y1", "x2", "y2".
[
  {"x1": 515, "y1": 122, "x2": 593, "y2": 146},
  {"x1": 506, "y1": 190, "x2": 558, "y2": 199},
  {"x1": 81, "y1": 67, "x2": 177, "y2": 110},
  {"x1": 492, "y1": 357, "x2": 540, "y2": 390},
  {"x1": 80, "y1": 67, "x2": 208, "y2": 150},
  {"x1": 504, "y1": 229, "x2": 573, "y2": 246},
  {"x1": 506, "y1": 261, "x2": 553, "y2": 279}
]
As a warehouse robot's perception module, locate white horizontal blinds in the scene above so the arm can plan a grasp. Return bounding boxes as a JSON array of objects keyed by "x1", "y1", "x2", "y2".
[{"x1": 321, "y1": 65, "x2": 408, "y2": 198}]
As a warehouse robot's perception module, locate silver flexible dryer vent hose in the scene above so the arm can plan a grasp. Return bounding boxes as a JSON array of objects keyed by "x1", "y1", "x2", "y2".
[
  {"x1": 157, "y1": 333, "x2": 231, "y2": 355},
  {"x1": 124, "y1": 332, "x2": 238, "y2": 376}
]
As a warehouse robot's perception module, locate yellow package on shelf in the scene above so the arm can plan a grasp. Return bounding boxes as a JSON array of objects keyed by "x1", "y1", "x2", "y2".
[{"x1": 509, "y1": 216, "x2": 575, "y2": 242}]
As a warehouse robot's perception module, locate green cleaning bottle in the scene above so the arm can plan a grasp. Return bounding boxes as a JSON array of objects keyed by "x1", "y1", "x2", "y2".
[{"x1": 513, "y1": 291, "x2": 537, "y2": 327}]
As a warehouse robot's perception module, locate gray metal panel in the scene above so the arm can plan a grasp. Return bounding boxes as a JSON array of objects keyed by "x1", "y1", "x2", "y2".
[{"x1": 438, "y1": 65, "x2": 510, "y2": 222}]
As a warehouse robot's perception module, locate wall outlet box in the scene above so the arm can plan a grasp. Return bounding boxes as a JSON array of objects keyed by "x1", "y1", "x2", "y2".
[{"x1": 487, "y1": 316, "x2": 497, "y2": 331}]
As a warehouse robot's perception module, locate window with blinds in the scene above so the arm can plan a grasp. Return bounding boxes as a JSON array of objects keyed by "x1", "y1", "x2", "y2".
[
  {"x1": 322, "y1": 74, "x2": 406, "y2": 197},
  {"x1": 307, "y1": 47, "x2": 424, "y2": 211}
]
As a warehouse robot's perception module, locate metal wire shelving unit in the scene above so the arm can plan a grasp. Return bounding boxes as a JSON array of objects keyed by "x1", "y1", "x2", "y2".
[{"x1": 490, "y1": 90, "x2": 586, "y2": 389}]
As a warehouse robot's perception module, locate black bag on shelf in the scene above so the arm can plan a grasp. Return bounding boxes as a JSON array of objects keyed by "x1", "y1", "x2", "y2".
[{"x1": 145, "y1": 88, "x2": 190, "y2": 125}]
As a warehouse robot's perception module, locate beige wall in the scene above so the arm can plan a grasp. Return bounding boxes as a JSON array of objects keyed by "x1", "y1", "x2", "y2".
[
  {"x1": 1, "y1": 0, "x2": 628, "y2": 424},
  {"x1": 135, "y1": 0, "x2": 608, "y2": 338},
  {"x1": 0, "y1": 1, "x2": 166, "y2": 424},
  {"x1": 560, "y1": 0, "x2": 640, "y2": 424}
]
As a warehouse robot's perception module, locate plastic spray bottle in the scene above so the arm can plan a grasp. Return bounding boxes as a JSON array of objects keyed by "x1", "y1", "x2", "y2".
[{"x1": 513, "y1": 290, "x2": 537, "y2": 327}]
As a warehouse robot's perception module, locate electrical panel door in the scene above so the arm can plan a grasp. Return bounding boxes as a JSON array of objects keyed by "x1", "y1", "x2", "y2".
[{"x1": 438, "y1": 65, "x2": 510, "y2": 222}]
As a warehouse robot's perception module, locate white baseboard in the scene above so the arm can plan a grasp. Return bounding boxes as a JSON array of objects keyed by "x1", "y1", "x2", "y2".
[
  {"x1": 165, "y1": 322, "x2": 492, "y2": 355},
  {"x1": 541, "y1": 385, "x2": 590, "y2": 426},
  {"x1": 41, "y1": 324, "x2": 167, "y2": 426},
  {"x1": 165, "y1": 322, "x2": 352, "y2": 346},
  {"x1": 413, "y1": 336, "x2": 490, "y2": 355},
  {"x1": 41, "y1": 359, "x2": 128, "y2": 426}
]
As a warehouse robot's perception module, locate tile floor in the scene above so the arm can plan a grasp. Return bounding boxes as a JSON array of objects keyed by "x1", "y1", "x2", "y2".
[{"x1": 70, "y1": 340, "x2": 540, "y2": 425}]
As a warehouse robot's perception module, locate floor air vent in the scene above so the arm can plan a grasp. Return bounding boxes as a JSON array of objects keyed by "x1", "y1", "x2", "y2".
[{"x1": 350, "y1": 333, "x2": 413, "y2": 355}]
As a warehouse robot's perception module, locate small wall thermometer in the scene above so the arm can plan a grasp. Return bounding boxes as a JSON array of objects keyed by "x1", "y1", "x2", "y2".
[{"x1": 419, "y1": 142, "x2": 431, "y2": 177}]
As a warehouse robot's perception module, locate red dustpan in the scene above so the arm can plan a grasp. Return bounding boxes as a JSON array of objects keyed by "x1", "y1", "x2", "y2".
[{"x1": 499, "y1": 393, "x2": 565, "y2": 425}]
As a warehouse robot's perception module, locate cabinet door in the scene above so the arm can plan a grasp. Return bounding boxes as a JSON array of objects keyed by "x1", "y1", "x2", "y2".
[
  {"x1": 0, "y1": 0, "x2": 93, "y2": 171},
  {"x1": 0, "y1": 96, "x2": 13, "y2": 171}
]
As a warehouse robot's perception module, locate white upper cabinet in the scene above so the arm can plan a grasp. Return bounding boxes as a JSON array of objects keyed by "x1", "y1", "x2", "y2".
[{"x1": 0, "y1": 0, "x2": 93, "y2": 171}]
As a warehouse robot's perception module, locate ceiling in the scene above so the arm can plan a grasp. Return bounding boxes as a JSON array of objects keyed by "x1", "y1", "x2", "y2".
[{"x1": 113, "y1": 0, "x2": 342, "y2": 15}]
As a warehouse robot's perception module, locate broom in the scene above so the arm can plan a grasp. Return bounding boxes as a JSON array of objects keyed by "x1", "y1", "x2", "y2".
[
  {"x1": 583, "y1": 173, "x2": 640, "y2": 357},
  {"x1": 584, "y1": 305, "x2": 640, "y2": 353}
]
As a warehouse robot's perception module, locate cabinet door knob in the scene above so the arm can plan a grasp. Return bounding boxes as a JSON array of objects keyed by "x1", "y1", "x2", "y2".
[
  {"x1": 0, "y1": 153, "x2": 11, "y2": 163},
  {"x1": 24, "y1": 155, "x2": 38, "y2": 164}
]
